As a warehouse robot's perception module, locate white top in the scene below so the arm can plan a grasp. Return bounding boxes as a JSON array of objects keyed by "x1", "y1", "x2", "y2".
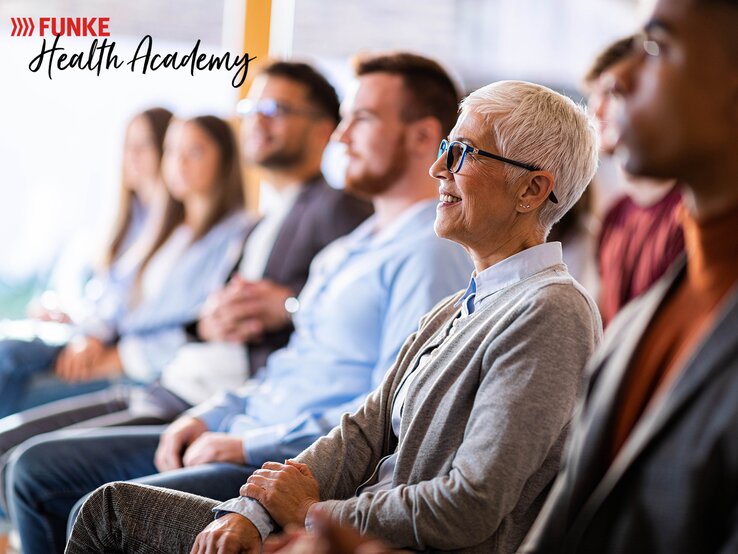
[
  {"x1": 238, "y1": 182, "x2": 302, "y2": 280},
  {"x1": 139, "y1": 225, "x2": 193, "y2": 303},
  {"x1": 163, "y1": 185, "x2": 303, "y2": 405},
  {"x1": 468, "y1": 241, "x2": 564, "y2": 310}
]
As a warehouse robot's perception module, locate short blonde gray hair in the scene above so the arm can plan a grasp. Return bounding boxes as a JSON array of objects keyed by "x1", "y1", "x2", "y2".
[{"x1": 460, "y1": 80, "x2": 599, "y2": 236}]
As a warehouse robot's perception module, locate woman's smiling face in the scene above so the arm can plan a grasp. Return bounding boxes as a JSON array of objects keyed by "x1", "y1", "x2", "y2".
[{"x1": 431, "y1": 109, "x2": 521, "y2": 258}]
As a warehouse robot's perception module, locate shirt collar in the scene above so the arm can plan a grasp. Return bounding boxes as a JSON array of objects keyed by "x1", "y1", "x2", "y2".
[
  {"x1": 258, "y1": 182, "x2": 303, "y2": 217},
  {"x1": 350, "y1": 199, "x2": 437, "y2": 248},
  {"x1": 457, "y1": 242, "x2": 563, "y2": 312}
]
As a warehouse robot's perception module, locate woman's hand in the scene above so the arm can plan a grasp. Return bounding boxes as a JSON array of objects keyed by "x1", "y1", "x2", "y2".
[
  {"x1": 55, "y1": 336, "x2": 106, "y2": 381},
  {"x1": 241, "y1": 460, "x2": 320, "y2": 528},
  {"x1": 55, "y1": 338, "x2": 122, "y2": 382}
]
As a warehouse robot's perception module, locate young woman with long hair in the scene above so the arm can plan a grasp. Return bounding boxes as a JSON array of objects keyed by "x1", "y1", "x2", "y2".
[{"x1": 0, "y1": 115, "x2": 250, "y2": 417}]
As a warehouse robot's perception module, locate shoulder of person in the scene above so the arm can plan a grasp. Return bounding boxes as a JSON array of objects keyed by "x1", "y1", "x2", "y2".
[
  {"x1": 521, "y1": 272, "x2": 599, "y2": 317},
  {"x1": 468, "y1": 270, "x2": 600, "y2": 339},
  {"x1": 215, "y1": 210, "x2": 253, "y2": 233},
  {"x1": 384, "y1": 237, "x2": 472, "y2": 289},
  {"x1": 601, "y1": 194, "x2": 637, "y2": 228},
  {"x1": 194, "y1": 211, "x2": 251, "y2": 255},
  {"x1": 307, "y1": 179, "x2": 371, "y2": 210}
]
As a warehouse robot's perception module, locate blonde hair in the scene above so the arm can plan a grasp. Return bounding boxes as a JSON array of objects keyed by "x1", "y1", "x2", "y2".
[{"x1": 460, "y1": 80, "x2": 599, "y2": 237}]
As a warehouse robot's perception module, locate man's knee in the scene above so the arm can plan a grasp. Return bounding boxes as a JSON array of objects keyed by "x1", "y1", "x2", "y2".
[
  {"x1": 77, "y1": 481, "x2": 126, "y2": 518},
  {"x1": 67, "y1": 482, "x2": 129, "y2": 553},
  {"x1": 0, "y1": 339, "x2": 58, "y2": 377},
  {"x1": 0, "y1": 340, "x2": 24, "y2": 374},
  {"x1": 6, "y1": 436, "x2": 60, "y2": 502}
]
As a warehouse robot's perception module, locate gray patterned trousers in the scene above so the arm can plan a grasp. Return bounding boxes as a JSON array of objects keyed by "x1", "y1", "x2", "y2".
[{"x1": 66, "y1": 482, "x2": 218, "y2": 553}]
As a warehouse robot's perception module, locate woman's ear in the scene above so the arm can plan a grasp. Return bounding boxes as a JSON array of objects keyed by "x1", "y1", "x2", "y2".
[{"x1": 516, "y1": 171, "x2": 555, "y2": 213}]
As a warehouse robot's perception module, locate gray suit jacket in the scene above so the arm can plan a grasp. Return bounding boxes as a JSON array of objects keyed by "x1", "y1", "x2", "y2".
[
  {"x1": 189, "y1": 175, "x2": 372, "y2": 373},
  {"x1": 521, "y1": 259, "x2": 738, "y2": 554}
]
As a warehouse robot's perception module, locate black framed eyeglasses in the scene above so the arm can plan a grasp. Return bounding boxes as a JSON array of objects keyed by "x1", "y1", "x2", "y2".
[
  {"x1": 438, "y1": 139, "x2": 558, "y2": 204},
  {"x1": 236, "y1": 98, "x2": 318, "y2": 119}
]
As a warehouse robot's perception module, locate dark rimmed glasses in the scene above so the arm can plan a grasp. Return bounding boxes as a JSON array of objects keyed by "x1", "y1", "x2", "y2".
[{"x1": 438, "y1": 139, "x2": 558, "y2": 204}]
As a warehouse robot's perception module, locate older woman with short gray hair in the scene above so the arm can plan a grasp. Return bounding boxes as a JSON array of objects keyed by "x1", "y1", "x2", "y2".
[{"x1": 68, "y1": 80, "x2": 602, "y2": 554}]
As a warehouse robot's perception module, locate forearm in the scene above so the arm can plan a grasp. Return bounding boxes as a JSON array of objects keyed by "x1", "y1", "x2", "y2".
[
  {"x1": 186, "y1": 385, "x2": 254, "y2": 431},
  {"x1": 293, "y1": 376, "x2": 400, "y2": 502},
  {"x1": 213, "y1": 497, "x2": 275, "y2": 542},
  {"x1": 237, "y1": 390, "x2": 383, "y2": 467},
  {"x1": 315, "y1": 475, "x2": 498, "y2": 551}
]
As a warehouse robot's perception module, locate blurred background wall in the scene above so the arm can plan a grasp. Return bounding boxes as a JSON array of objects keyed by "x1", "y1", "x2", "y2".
[{"x1": 0, "y1": 0, "x2": 645, "y2": 318}]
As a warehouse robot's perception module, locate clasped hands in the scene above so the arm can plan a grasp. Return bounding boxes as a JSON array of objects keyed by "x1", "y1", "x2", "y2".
[
  {"x1": 190, "y1": 460, "x2": 321, "y2": 554},
  {"x1": 242, "y1": 460, "x2": 321, "y2": 528},
  {"x1": 198, "y1": 276, "x2": 295, "y2": 344},
  {"x1": 192, "y1": 505, "x2": 399, "y2": 554},
  {"x1": 192, "y1": 510, "x2": 399, "y2": 554},
  {"x1": 54, "y1": 336, "x2": 122, "y2": 382},
  {"x1": 191, "y1": 460, "x2": 402, "y2": 554}
]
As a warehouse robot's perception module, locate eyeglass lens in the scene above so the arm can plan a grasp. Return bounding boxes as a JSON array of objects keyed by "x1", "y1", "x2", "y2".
[{"x1": 438, "y1": 140, "x2": 465, "y2": 173}]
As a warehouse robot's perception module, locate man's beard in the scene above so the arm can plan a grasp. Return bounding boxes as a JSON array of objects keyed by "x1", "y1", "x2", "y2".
[
  {"x1": 249, "y1": 126, "x2": 310, "y2": 170},
  {"x1": 345, "y1": 135, "x2": 408, "y2": 198},
  {"x1": 257, "y1": 147, "x2": 306, "y2": 170}
]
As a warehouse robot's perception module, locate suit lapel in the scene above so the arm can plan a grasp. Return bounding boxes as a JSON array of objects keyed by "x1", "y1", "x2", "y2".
[
  {"x1": 565, "y1": 271, "x2": 678, "y2": 507},
  {"x1": 262, "y1": 179, "x2": 318, "y2": 282},
  {"x1": 569, "y1": 278, "x2": 738, "y2": 543},
  {"x1": 226, "y1": 218, "x2": 260, "y2": 281}
]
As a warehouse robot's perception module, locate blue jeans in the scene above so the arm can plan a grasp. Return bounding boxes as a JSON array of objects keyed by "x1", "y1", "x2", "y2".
[
  {"x1": 0, "y1": 383, "x2": 185, "y2": 530},
  {"x1": 0, "y1": 337, "x2": 107, "y2": 528},
  {"x1": 0, "y1": 338, "x2": 113, "y2": 419},
  {"x1": 6, "y1": 426, "x2": 256, "y2": 554}
]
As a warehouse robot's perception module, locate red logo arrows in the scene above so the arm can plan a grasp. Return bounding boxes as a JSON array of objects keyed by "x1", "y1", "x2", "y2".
[{"x1": 11, "y1": 17, "x2": 35, "y2": 36}]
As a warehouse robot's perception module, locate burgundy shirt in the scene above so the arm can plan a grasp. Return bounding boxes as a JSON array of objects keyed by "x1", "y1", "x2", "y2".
[{"x1": 598, "y1": 187, "x2": 684, "y2": 326}]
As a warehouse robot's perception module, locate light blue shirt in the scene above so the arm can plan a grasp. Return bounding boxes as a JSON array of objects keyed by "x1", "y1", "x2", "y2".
[
  {"x1": 189, "y1": 200, "x2": 472, "y2": 464},
  {"x1": 458, "y1": 241, "x2": 564, "y2": 315},
  {"x1": 78, "y1": 211, "x2": 250, "y2": 381}
]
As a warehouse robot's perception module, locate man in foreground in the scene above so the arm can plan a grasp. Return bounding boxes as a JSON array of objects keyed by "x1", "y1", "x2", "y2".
[{"x1": 521, "y1": 0, "x2": 738, "y2": 551}]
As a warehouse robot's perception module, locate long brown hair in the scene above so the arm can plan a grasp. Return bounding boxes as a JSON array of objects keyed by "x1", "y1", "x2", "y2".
[
  {"x1": 104, "y1": 107, "x2": 173, "y2": 267},
  {"x1": 131, "y1": 115, "x2": 246, "y2": 299}
]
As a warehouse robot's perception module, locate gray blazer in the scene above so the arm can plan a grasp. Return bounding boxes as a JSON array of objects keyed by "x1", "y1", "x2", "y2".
[
  {"x1": 521, "y1": 259, "x2": 738, "y2": 554},
  {"x1": 189, "y1": 175, "x2": 372, "y2": 373}
]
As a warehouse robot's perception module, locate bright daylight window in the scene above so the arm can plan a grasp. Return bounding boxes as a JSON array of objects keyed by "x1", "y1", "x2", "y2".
[
  {"x1": 0, "y1": 0, "x2": 638, "y2": 319},
  {"x1": 0, "y1": 0, "x2": 239, "y2": 318}
]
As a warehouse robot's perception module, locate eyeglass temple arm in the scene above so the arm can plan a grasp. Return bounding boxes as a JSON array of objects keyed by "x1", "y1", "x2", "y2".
[{"x1": 474, "y1": 146, "x2": 558, "y2": 203}]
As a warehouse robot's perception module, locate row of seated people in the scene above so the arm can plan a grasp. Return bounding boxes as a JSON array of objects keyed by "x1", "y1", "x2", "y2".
[
  {"x1": 2, "y1": 2, "x2": 736, "y2": 548},
  {"x1": 0, "y1": 54, "x2": 473, "y2": 553},
  {"x1": 0, "y1": 62, "x2": 375, "y2": 545}
]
